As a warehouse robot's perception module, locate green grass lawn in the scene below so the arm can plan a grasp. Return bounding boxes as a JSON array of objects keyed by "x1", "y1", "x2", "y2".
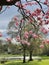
[
  {"x1": 41, "y1": 56, "x2": 49, "y2": 59},
  {"x1": 0, "y1": 60, "x2": 49, "y2": 65},
  {"x1": 0, "y1": 54, "x2": 22, "y2": 57}
]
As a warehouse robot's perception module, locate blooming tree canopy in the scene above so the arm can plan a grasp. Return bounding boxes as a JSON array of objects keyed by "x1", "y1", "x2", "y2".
[{"x1": 0, "y1": 0, "x2": 49, "y2": 47}]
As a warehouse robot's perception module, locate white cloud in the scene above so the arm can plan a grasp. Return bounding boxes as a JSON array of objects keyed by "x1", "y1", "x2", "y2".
[{"x1": 0, "y1": 29, "x2": 7, "y2": 32}]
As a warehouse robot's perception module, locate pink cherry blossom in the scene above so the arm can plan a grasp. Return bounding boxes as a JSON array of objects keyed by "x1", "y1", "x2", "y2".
[
  {"x1": 44, "y1": 0, "x2": 48, "y2": 5},
  {"x1": 21, "y1": 40, "x2": 27, "y2": 44},
  {"x1": 27, "y1": 42, "x2": 30, "y2": 46},
  {"x1": 20, "y1": 19, "x2": 24, "y2": 22},
  {"x1": 21, "y1": 40, "x2": 30, "y2": 45},
  {"x1": 24, "y1": 34, "x2": 28, "y2": 39},
  {"x1": 6, "y1": 38, "x2": 11, "y2": 42},
  {"x1": 29, "y1": 30, "x2": 33, "y2": 34},
  {"x1": 40, "y1": 27, "x2": 48, "y2": 34},
  {"x1": 40, "y1": 44, "x2": 44, "y2": 48},
  {"x1": 35, "y1": 9, "x2": 41, "y2": 16},
  {"x1": 37, "y1": 16, "x2": 42, "y2": 20},
  {"x1": 24, "y1": 31, "x2": 29, "y2": 39},
  {"x1": 31, "y1": 12, "x2": 37, "y2": 16},
  {"x1": 27, "y1": 2, "x2": 33, "y2": 6},
  {"x1": 24, "y1": 31, "x2": 29, "y2": 36},
  {"x1": 45, "y1": 15, "x2": 49, "y2": 19},
  {"x1": 13, "y1": 16, "x2": 18, "y2": 21},
  {"x1": 36, "y1": 9, "x2": 41, "y2": 13},
  {"x1": 46, "y1": 10, "x2": 49, "y2": 15},
  {"x1": 7, "y1": 0, "x2": 13, "y2": 2},
  {"x1": 0, "y1": 32, "x2": 2, "y2": 37},
  {"x1": 25, "y1": 10, "x2": 30, "y2": 14},
  {"x1": 15, "y1": 22, "x2": 19, "y2": 26},
  {"x1": 46, "y1": 39, "x2": 49, "y2": 44},
  {"x1": 32, "y1": 33, "x2": 38, "y2": 38},
  {"x1": 39, "y1": 20, "x2": 42, "y2": 25},
  {"x1": 6, "y1": 0, "x2": 11, "y2": 2},
  {"x1": 45, "y1": 20, "x2": 49, "y2": 24}
]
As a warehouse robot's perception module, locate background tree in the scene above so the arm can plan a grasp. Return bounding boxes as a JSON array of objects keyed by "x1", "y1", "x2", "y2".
[
  {"x1": 7, "y1": 15, "x2": 29, "y2": 63},
  {"x1": 7, "y1": 14, "x2": 44, "y2": 62}
]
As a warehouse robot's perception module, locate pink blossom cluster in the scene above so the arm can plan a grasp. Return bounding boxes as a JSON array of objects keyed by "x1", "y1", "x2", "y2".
[
  {"x1": 6, "y1": 38, "x2": 12, "y2": 42},
  {"x1": 40, "y1": 27, "x2": 48, "y2": 34},
  {"x1": 0, "y1": 32, "x2": 2, "y2": 37},
  {"x1": 6, "y1": 0, "x2": 13, "y2": 2},
  {"x1": 40, "y1": 44, "x2": 44, "y2": 48}
]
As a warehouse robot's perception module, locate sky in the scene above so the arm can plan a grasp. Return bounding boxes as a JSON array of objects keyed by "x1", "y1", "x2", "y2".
[
  {"x1": 0, "y1": 6, "x2": 19, "y2": 38},
  {"x1": 0, "y1": 6, "x2": 19, "y2": 29}
]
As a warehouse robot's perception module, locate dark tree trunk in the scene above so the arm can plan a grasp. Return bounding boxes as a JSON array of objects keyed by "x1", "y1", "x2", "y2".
[
  {"x1": 0, "y1": 0, "x2": 20, "y2": 5},
  {"x1": 29, "y1": 51, "x2": 33, "y2": 61},
  {"x1": 23, "y1": 48, "x2": 26, "y2": 63}
]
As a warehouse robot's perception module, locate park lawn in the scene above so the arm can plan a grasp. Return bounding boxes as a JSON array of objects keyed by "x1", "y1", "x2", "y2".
[
  {"x1": 41, "y1": 56, "x2": 49, "y2": 59},
  {"x1": 0, "y1": 54, "x2": 22, "y2": 57},
  {"x1": 0, "y1": 60, "x2": 49, "y2": 65}
]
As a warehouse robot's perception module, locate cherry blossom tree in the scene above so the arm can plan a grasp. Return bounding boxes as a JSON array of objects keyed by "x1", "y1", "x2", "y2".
[
  {"x1": 7, "y1": 16, "x2": 29, "y2": 63},
  {"x1": 7, "y1": 15, "x2": 43, "y2": 62}
]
